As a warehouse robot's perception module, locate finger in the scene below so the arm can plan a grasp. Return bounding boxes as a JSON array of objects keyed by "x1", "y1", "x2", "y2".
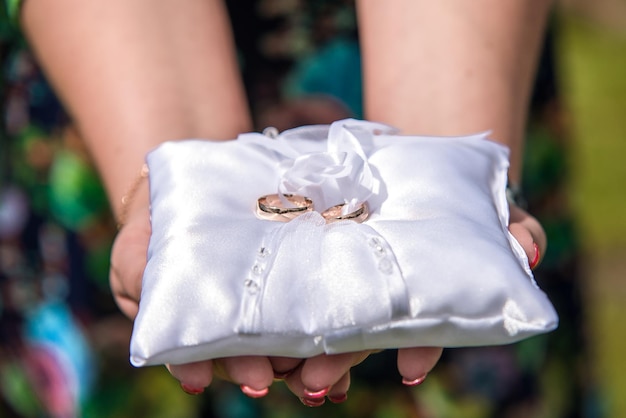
[
  {"x1": 167, "y1": 360, "x2": 213, "y2": 394},
  {"x1": 283, "y1": 367, "x2": 325, "y2": 407},
  {"x1": 269, "y1": 356, "x2": 303, "y2": 379},
  {"x1": 508, "y1": 204, "x2": 546, "y2": 269},
  {"x1": 299, "y1": 352, "x2": 368, "y2": 394},
  {"x1": 286, "y1": 369, "x2": 351, "y2": 407},
  {"x1": 508, "y1": 222, "x2": 534, "y2": 258},
  {"x1": 214, "y1": 356, "x2": 275, "y2": 398},
  {"x1": 326, "y1": 372, "x2": 350, "y2": 404},
  {"x1": 296, "y1": 352, "x2": 369, "y2": 396},
  {"x1": 508, "y1": 222, "x2": 541, "y2": 269},
  {"x1": 397, "y1": 347, "x2": 442, "y2": 386}
]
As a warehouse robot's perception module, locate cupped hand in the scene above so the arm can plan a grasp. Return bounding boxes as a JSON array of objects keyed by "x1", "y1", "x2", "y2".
[
  {"x1": 109, "y1": 191, "x2": 277, "y2": 396},
  {"x1": 109, "y1": 190, "x2": 543, "y2": 405}
]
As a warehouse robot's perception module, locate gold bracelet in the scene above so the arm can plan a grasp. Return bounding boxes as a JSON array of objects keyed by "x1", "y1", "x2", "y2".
[{"x1": 117, "y1": 163, "x2": 149, "y2": 229}]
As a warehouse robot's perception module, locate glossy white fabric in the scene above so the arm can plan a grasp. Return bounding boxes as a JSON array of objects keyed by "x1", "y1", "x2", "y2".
[{"x1": 129, "y1": 119, "x2": 558, "y2": 367}]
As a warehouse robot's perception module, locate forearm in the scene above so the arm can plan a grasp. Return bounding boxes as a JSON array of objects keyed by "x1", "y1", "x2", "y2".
[
  {"x1": 21, "y1": 0, "x2": 251, "y2": 219},
  {"x1": 357, "y1": 0, "x2": 552, "y2": 183}
]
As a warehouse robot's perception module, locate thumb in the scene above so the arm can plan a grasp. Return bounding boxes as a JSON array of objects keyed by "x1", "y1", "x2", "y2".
[{"x1": 508, "y1": 204, "x2": 546, "y2": 270}]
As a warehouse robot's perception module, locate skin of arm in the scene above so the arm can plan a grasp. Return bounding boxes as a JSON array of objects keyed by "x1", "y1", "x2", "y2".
[
  {"x1": 21, "y1": 0, "x2": 251, "y2": 220},
  {"x1": 357, "y1": 0, "x2": 550, "y2": 268},
  {"x1": 358, "y1": 0, "x2": 553, "y2": 185}
]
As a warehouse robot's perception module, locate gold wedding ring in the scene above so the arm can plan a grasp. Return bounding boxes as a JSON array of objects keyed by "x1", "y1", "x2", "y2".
[
  {"x1": 256, "y1": 194, "x2": 369, "y2": 224},
  {"x1": 256, "y1": 194, "x2": 313, "y2": 222},
  {"x1": 321, "y1": 202, "x2": 369, "y2": 224}
]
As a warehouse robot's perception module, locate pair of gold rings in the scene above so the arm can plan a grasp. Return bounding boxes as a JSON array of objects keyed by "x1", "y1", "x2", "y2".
[{"x1": 256, "y1": 194, "x2": 369, "y2": 224}]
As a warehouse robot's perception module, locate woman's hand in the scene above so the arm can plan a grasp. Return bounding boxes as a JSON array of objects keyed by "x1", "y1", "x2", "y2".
[{"x1": 109, "y1": 188, "x2": 275, "y2": 396}]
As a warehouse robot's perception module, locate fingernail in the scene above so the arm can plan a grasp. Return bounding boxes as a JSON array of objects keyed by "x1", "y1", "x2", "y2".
[
  {"x1": 181, "y1": 383, "x2": 205, "y2": 395},
  {"x1": 240, "y1": 384, "x2": 269, "y2": 398},
  {"x1": 402, "y1": 373, "x2": 428, "y2": 387},
  {"x1": 328, "y1": 393, "x2": 348, "y2": 404},
  {"x1": 303, "y1": 386, "x2": 330, "y2": 399},
  {"x1": 301, "y1": 397, "x2": 326, "y2": 407},
  {"x1": 529, "y1": 242, "x2": 540, "y2": 270}
]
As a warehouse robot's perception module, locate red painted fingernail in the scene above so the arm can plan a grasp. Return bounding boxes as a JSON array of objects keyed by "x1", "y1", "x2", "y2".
[
  {"x1": 240, "y1": 385, "x2": 269, "y2": 398},
  {"x1": 402, "y1": 373, "x2": 428, "y2": 387},
  {"x1": 181, "y1": 383, "x2": 204, "y2": 395},
  {"x1": 328, "y1": 393, "x2": 348, "y2": 404},
  {"x1": 529, "y1": 242, "x2": 540, "y2": 270},
  {"x1": 303, "y1": 386, "x2": 330, "y2": 399},
  {"x1": 301, "y1": 397, "x2": 326, "y2": 407}
]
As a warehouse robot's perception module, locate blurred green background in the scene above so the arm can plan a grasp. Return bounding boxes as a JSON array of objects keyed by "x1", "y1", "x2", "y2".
[
  {"x1": 1, "y1": 1, "x2": 625, "y2": 417},
  {"x1": 558, "y1": 4, "x2": 626, "y2": 417}
]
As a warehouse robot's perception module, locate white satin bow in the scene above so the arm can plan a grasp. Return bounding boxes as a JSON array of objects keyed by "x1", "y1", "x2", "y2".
[{"x1": 240, "y1": 119, "x2": 398, "y2": 213}]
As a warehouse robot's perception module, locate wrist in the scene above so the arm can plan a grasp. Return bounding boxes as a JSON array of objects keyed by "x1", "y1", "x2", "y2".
[{"x1": 506, "y1": 180, "x2": 527, "y2": 210}]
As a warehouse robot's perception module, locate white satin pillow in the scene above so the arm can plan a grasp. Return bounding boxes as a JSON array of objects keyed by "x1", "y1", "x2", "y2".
[{"x1": 129, "y1": 119, "x2": 558, "y2": 367}]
